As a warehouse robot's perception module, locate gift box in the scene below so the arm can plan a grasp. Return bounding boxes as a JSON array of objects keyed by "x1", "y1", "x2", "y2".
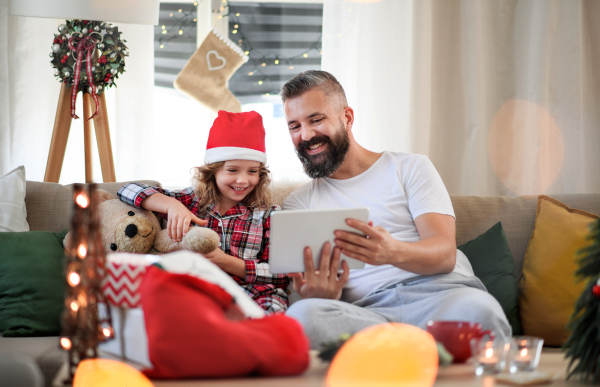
[
  {"x1": 102, "y1": 253, "x2": 159, "y2": 308},
  {"x1": 99, "y1": 253, "x2": 158, "y2": 366}
]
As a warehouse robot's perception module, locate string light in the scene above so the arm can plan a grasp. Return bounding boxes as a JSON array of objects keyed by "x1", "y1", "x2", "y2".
[
  {"x1": 226, "y1": 5, "x2": 323, "y2": 96},
  {"x1": 103, "y1": 328, "x2": 112, "y2": 337},
  {"x1": 76, "y1": 194, "x2": 89, "y2": 208},
  {"x1": 71, "y1": 301, "x2": 79, "y2": 312},
  {"x1": 77, "y1": 244, "x2": 87, "y2": 258},
  {"x1": 68, "y1": 272, "x2": 81, "y2": 287},
  {"x1": 61, "y1": 337, "x2": 72, "y2": 350},
  {"x1": 158, "y1": 2, "x2": 199, "y2": 50}
]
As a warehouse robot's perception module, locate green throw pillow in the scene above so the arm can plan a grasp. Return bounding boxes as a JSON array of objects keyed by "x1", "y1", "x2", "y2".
[
  {"x1": 0, "y1": 230, "x2": 68, "y2": 337},
  {"x1": 458, "y1": 222, "x2": 522, "y2": 335}
]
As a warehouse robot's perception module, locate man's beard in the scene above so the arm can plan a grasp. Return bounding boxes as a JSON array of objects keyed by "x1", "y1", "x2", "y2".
[{"x1": 295, "y1": 121, "x2": 350, "y2": 179}]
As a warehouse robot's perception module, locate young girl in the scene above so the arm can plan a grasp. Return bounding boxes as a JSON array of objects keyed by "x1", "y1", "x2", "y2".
[{"x1": 117, "y1": 110, "x2": 289, "y2": 313}]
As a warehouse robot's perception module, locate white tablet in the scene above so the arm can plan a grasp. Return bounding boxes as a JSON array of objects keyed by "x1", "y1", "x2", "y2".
[{"x1": 269, "y1": 207, "x2": 369, "y2": 274}]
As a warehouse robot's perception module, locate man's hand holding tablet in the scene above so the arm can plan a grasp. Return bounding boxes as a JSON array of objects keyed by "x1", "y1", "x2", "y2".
[{"x1": 269, "y1": 207, "x2": 369, "y2": 300}]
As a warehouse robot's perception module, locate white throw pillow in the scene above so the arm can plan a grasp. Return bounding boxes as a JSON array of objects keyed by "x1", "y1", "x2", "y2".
[{"x1": 0, "y1": 166, "x2": 29, "y2": 232}]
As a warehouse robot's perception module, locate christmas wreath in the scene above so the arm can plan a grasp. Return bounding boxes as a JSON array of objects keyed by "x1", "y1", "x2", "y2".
[{"x1": 50, "y1": 20, "x2": 128, "y2": 119}]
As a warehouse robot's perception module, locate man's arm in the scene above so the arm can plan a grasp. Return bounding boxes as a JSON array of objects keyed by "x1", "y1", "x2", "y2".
[{"x1": 333, "y1": 212, "x2": 457, "y2": 275}]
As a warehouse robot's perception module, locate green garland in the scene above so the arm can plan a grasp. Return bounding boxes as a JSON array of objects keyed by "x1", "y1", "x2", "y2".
[
  {"x1": 50, "y1": 19, "x2": 128, "y2": 94},
  {"x1": 564, "y1": 218, "x2": 600, "y2": 383}
]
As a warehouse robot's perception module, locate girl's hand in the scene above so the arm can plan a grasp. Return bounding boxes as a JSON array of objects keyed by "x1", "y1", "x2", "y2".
[
  {"x1": 203, "y1": 248, "x2": 246, "y2": 279},
  {"x1": 166, "y1": 201, "x2": 207, "y2": 242}
]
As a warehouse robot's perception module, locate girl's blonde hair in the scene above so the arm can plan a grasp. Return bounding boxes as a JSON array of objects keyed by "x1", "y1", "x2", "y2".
[{"x1": 191, "y1": 161, "x2": 272, "y2": 212}]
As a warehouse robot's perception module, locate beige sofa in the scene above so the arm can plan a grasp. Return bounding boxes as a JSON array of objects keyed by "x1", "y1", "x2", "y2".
[{"x1": 1, "y1": 180, "x2": 599, "y2": 386}]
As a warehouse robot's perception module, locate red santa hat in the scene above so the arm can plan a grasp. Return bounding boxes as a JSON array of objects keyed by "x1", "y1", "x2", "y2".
[{"x1": 204, "y1": 110, "x2": 267, "y2": 164}]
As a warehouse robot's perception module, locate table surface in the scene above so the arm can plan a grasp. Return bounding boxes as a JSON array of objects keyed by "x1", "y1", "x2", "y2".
[{"x1": 54, "y1": 351, "x2": 585, "y2": 387}]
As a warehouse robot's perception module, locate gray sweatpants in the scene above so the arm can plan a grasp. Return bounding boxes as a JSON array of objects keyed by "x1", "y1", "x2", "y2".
[{"x1": 286, "y1": 273, "x2": 512, "y2": 349}]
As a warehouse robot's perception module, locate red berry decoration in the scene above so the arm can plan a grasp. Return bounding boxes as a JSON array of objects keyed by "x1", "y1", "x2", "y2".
[
  {"x1": 593, "y1": 284, "x2": 600, "y2": 298},
  {"x1": 61, "y1": 59, "x2": 66, "y2": 64}
]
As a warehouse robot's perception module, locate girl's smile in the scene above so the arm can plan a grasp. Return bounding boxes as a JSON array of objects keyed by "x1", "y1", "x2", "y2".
[{"x1": 215, "y1": 159, "x2": 261, "y2": 213}]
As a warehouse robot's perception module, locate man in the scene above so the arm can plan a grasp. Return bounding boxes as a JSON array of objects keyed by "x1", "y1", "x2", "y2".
[{"x1": 280, "y1": 70, "x2": 510, "y2": 349}]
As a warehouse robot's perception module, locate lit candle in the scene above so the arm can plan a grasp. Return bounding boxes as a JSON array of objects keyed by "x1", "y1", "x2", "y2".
[
  {"x1": 478, "y1": 348, "x2": 499, "y2": 364},
  {"x1": 514, "y1": 348, "x2": 532, "y2": 364}
]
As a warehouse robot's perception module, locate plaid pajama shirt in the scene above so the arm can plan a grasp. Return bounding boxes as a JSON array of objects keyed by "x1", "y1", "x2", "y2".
[{"x1": 118, "y1": 182, "x2": 290, "y2": 313}]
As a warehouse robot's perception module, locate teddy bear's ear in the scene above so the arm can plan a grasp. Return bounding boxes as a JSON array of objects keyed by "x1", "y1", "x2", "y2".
[{"x1": 94, "y1": 189, "x2": 115, "y2": 205}]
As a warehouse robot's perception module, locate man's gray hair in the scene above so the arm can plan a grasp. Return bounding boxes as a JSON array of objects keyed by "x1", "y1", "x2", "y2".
[{"x1": 280, "y1": 70, "x2": 348, "y2": 107}]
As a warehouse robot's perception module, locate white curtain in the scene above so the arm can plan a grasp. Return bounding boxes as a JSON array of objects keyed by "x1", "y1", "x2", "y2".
[
  {"x1": 323, "y1": 0, "x2": 600, "y2": 196},
  {"x1": 0, "y1": 0, "x2": 155, "y2": 184}
]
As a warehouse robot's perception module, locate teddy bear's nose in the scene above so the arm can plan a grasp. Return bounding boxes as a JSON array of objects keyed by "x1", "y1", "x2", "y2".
[{"x1": 125, "y1": 224, "x2": 138, "y2": 238}]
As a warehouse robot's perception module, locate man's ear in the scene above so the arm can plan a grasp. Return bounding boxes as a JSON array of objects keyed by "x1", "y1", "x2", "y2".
[{"x1": 343, "y1": 106, "x2": 355, "y2": 132}]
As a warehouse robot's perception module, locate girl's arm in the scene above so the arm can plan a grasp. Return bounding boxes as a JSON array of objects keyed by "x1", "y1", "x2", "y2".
[
  {"x1": 118, "y1": 182, "x2": 207, "y2": 241},
  {"x1": 244, "y1": 206, "x2": 290, "y2": 288}
]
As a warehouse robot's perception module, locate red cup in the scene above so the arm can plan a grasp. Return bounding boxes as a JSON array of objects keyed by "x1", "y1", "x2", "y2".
[{"x1": 426, "y1": 321, "x2": 494, "y2": 364}]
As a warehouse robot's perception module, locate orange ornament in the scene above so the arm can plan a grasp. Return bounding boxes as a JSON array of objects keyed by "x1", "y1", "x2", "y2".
[
  {"x1": 327, "y1": 323, "x2": 439, "y2": 387},
  {"x1": 73, "y1": 359, "x2": 153, "y2": 387}
]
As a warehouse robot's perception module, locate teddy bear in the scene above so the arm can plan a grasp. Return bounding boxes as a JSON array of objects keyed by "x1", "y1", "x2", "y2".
[{"x1": 63, "y1": 189, "x2": 220, "y2": 255}]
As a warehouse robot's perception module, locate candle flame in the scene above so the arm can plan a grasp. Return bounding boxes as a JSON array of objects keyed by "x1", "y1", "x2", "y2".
[
  {"x1": 60, "y1": 337, "x2": 72, "y2": 350},
  {"x1": 75, "y1": 194, "x2": 89, "y2": 208},
  {"x1": 520, "y1": 348, "x2": 528, "y2": 357},
  {"x1": 485, "y1": 348, "x2": 493, "y2": 358}
]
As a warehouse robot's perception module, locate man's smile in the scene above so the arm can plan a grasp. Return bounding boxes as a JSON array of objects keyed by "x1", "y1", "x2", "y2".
[{"x1": 307, "y1": 142, "x2": 327, "y2": 155}]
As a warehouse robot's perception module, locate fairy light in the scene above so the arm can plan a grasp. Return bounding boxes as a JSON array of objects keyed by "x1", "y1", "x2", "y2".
[
  {"x1": 303, "y1": 53, "x2": 308, "y2": 58},
  {"x1": 70, "y1": 301, "x2": 79, "y2": 312},
  {"x1": 77, "y1": 244, "x2": 87, "y2": 258},
  {"x1": 232, "y1": 30, "x2": 238, "y2": 34},
  {"x1": 244, "y1": 51, "x2": 249, "y2": 55},
  {"x1": 234, "y1": 24, "x2": 239, "y2": 28},
  {"x1": 169, "y1": 13, "x2": 173, "y2": 17},
  {"x1": 75, "y1": 194, "x2": 89, "y2": 208},
  {"x1": 161, "y1": 25, "x2": 165, "y2": 30},
  {"x1": 236, "y1": 13, "x2": 240, "y2": 16},
  {"x1": 248, "y1": 72, "x2": 253, "y2": 76},
  {"x1": 162, "y1": 30, "x2": 167, "y2": 34},
  {"x1": 194, "y1": 1, "x2": 198, "y2": 5},
  {"x1": 60, "y1": 337, "x2": 72, "y2": 350},
  {"x1": 178, "y1": 30, "x2": 183, "y2": 35},
  {"x1": 193, "y1": 18, "x2": 197, "y2": 22},
  {"x1": 274, "y1": 59, "x2": 279, "y2": 64},
  {"x1": 261, "y1": 63, "x2": 266, "y2": 66},
  {"x1": 160, "y1": 44, "x2": 164, "y2": 49},
  {"x1": 258, "y1": 80, "x2": 263, "y2": 85},
  {"x1": 289, "y1": 66, "x2": 294, "y2": 69},
  {"x1": 68, "y1": 272, "x2": 81, "y2": 287},
  {"x1": 103, "y1": 328, "x2": 111, "y2": 337},
  {"x1": 178, "y1": 8, "x2": 182, "y2": 12}
]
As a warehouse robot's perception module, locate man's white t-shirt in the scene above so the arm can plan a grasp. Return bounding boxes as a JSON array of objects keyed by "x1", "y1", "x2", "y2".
[{"x1": 283, "y1": 151, "x2": 474, "y2": 303}]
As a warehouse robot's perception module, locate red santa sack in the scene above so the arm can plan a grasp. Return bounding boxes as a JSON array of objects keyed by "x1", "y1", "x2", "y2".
[{"x1": 141, "y1": 265, "x2": 310, "y2": 379}]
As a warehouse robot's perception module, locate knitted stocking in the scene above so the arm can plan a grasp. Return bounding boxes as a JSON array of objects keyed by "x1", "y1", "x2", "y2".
[{"x1": 174, "y1": 29, "x2": 248, "y2": 113}]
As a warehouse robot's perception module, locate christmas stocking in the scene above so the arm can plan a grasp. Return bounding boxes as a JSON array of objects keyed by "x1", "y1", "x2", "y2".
[{"x1": 174, "y1": 29, "x2": 248, "y2": 113}]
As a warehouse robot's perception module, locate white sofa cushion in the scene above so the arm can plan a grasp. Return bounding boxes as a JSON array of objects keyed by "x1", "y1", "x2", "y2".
[{"x1": 0, "y1": 166, "x2": 29, "y2": 232}]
